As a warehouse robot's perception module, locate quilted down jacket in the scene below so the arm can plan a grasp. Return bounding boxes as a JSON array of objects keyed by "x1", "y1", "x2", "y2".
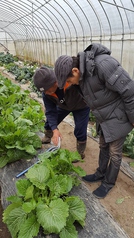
[{"x1": 78, "y1": 43, "x2": 134, "y2": 142}]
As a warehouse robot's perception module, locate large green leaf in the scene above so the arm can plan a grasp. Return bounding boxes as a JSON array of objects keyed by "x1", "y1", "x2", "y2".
[
  {"x1": 31, "y1": 135, "x2": 42, "y2": 149},
  {"x1": 68, "y1": 150, "x2": 82, "y2": 162},
  {"x1": 60, "y1": 221, "x2": 78, "y2": 238},
  {"x1": 24, "y1": 185, "x2": 35, "y2": 200},
  {"x1": 16, "y1": 179, "x2": 32, "y2": 196},
  {"x1": 13, "y1": 142, "x2": 37, "y2": 155},
  {"x1": 38, "y1": 151, "x2": 53, "y2": 161},
  {"x1": 7, "y1": 195, "x2": 23, "y2": 203},
  {"x1": 0, "y1": 156, "x2": 9, "y2": 168},
  {"x1": 15, "y1": 118, "x2": 33, "y2": 126},
  {"x1": 72, "y1": 166, "x2": 86, "y2": 177},
  {"x1": 24, "y1": 145, "x2": 37, "y2": 155},
  {"x1": 37, "y1": 198, "x2": 69, "y2": 234},
  {"x1": 7, "y1": 149, "x2": 33, "y2": 162},
  {"x1": 47, "y1": 174, "x2": 73, "y2": 196},
  {"x1": 6, "y1": 207, "x2": 27, "y2": 238},
  {"x1": 66, "y1": 196, "x2": 86, "y2": 227},
  {"x1": 3, "y1": 202, "x2": 22, "y2": 223},
  {"x1": 12, "y1": 109, "x2": 22, "y2": 119},
  {"x1": 18, "y1": 214, "x2": 40, "y2": 238},
  {"x1": 22, "y1": 199, "x2": 36, "y2": 213},
  {"x1": 26, "y1": 163, "x2": 50, "y2": 189}
]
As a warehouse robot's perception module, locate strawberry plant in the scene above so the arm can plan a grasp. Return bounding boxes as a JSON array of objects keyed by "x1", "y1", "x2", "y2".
[{"x1": 3, "y1": 149, "x2": 86, "y2": 238}]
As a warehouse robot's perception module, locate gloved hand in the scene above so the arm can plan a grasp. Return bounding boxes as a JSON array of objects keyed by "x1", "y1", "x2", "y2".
[{"x1": 52, "y1": 129, "x2": 62, "y2": 146}]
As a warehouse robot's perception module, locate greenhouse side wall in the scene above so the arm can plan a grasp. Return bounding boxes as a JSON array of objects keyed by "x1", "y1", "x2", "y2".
[
  {"x1": 0, "y1": 40, "x2": 15, "y2": 55},
  {"x1": 4, "y1": 35, "x2": 134, "y2": 80}
]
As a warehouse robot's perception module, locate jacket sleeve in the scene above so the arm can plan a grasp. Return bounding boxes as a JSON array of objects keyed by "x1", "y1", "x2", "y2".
[
  {"x1": 97, "y1": 56, "x2": 134, "y2": 124},
  {"x1": 42, "y1": 93, "x2": 58, "y2": 130}
]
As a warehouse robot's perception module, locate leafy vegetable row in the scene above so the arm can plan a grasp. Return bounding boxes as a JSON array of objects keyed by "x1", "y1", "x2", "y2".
[{"x1": 0, "y1": 74, "x2": 45, "y2": 168}]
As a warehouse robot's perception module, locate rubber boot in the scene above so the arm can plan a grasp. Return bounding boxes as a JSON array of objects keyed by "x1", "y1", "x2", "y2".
[
  {"x1": 77, "y1": 140, "x2": 86, "y2": 159},
  {"x1": 42, "y1": 130, "x2": 53, "y2": 144}
]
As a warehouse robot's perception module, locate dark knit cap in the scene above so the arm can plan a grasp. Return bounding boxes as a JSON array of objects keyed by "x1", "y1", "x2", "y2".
[
  {"x1": 33, "y1": 66, "x2": 56, "y2": 92},
  {"x1": 54, "y1": 55, "x2": 73, "y2": 89}
]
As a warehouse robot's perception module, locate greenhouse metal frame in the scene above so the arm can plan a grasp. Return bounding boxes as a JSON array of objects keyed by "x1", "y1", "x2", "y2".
[{"x1": 0, "y1": 0, "x2": 134, "y2": 78}]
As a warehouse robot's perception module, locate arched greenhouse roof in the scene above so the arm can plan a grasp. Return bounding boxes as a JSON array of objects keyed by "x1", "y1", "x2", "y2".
[{"x1": 0, "y1": 0, "x2": 134, "y2": 78}]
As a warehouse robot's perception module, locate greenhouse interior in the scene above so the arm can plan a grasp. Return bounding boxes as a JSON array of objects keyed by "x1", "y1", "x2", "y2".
[{"x1": 0, "y1": 1, "x2": 134, "y2": 238}]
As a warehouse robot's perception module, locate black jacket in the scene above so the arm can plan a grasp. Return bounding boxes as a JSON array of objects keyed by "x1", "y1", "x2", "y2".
[{"x1": 78, "y1": 43, "x2": 134, "y2": 142}]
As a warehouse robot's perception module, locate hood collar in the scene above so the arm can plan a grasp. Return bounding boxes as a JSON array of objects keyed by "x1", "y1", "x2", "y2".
[
  {"x1": 84, "y1": 43, "x2": 111, "y2": 56},
  {"x1": 78, "y1": 43, "x2": 111, "y2": 80}
]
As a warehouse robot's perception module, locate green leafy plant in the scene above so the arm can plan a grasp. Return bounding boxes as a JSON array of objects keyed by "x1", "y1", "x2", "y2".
[
  {"x1": 129, "y1": 162, "x2": 134, "y2": 167},
  {"x1": 5, "y1": 63, "x2": 37, "y2": 83},
  {"x1": 0, "y1": 52, "x2": 15, "y2": 65},
  {"x1": 91, "y1": 123, "x2": 97, "y2": 138},
  {"x1": 123, "y1": 129, "x2": 134, "y2": 159},
  {"x1": 3, "y1": 149, "x2": 86, "y2": 238},
  {"x1": 0, "y1": 74, "x2": 45, "y2": 167},
  {"x1": 29, "y1": 80, "x2": 42, "y2": 97},
  {"x1": 89, "y1": 111, "x2": 96, "y2": 122}
]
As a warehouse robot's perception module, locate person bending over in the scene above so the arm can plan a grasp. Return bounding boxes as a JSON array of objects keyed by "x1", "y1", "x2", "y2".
[
  {"x1": 54, "y1": 43, "x2": 134, "y2": 198},
  {"x1": 33, "y1": 66, "x2": 90, "y2": 160}
]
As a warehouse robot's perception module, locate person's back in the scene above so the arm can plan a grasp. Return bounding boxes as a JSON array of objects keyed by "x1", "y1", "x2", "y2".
[{"x1": 78, "y1": 43, "x2": 133, "y2": 142}]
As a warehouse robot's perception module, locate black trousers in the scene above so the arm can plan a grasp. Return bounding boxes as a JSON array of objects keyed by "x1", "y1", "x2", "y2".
[{"x1": 95, "y1": 130, "x2": 126, "y2": 188}]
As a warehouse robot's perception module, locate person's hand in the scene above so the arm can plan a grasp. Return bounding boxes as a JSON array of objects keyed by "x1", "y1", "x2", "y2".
[
  {"x1": 52, "y1": 129, "x2": 62, "y2": 146},
  {"x1": 132, "y1": 123, "x2": 134, "y2": 127}
]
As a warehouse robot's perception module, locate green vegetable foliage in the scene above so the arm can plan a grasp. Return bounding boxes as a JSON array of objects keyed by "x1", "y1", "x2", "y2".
[
  {"x1": 3, "y1": 149, "x2": 87, "y2": 238},
  {"x1": 0, "y1": 74, "x2": 45, "y2": 167}
]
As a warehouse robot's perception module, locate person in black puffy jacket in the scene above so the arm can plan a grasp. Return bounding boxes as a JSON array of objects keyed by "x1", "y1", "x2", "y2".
[
  {"x1": 33, "y1": 66, "x2": 90, "y2": 160},
  {"x1": 54, "y1": 43, "x2": 134, "y2": 198}
]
